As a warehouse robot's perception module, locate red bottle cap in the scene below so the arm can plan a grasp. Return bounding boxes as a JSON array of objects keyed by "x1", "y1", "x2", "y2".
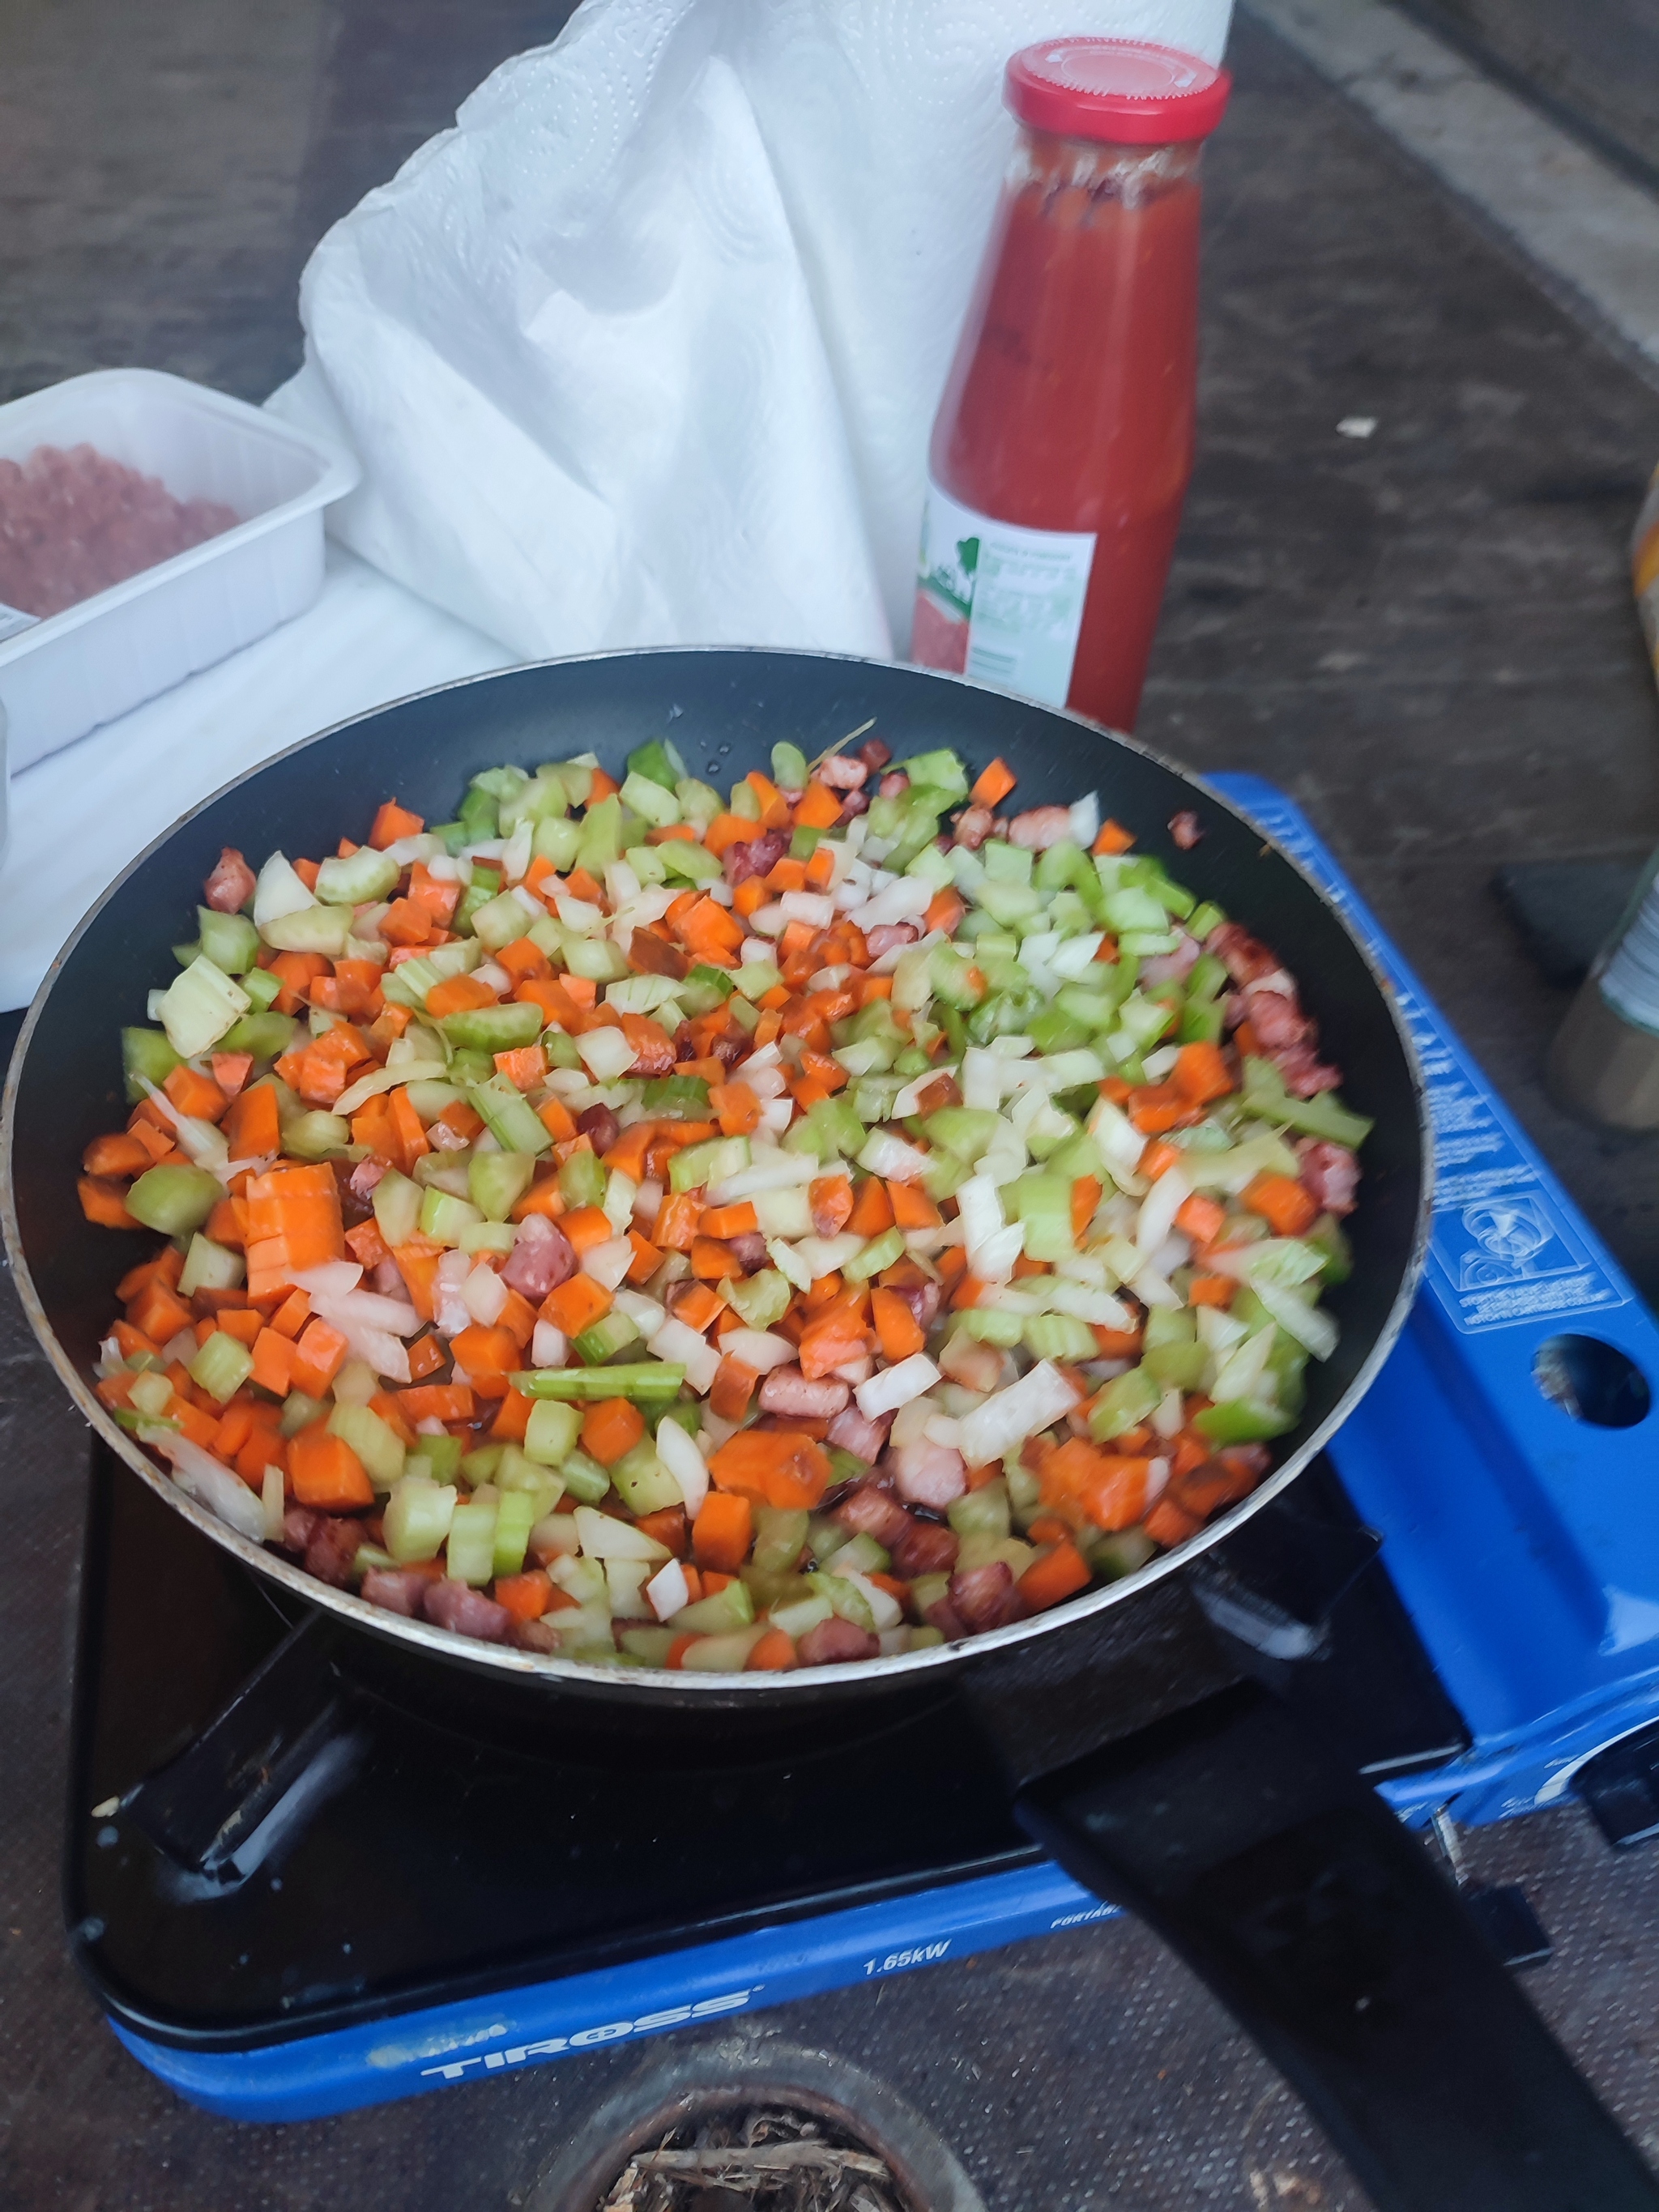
[{"x1": 1005, "y1": 37, "x2": 1231, "y2": 146}]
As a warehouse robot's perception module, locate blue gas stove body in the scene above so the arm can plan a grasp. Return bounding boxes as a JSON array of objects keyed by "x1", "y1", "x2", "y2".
[{"x1": 99, "y1": 778, "x2": 1659, "y2": 2120}]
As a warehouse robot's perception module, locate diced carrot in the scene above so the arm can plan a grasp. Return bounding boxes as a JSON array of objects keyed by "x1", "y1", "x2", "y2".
[
  {"x1": 708, "y1": 1080, "x2": 761, "y2": 1137},
  {"x1": 970, "y1": 757, "x2": 1017, "y2": 808},
  {"x1": 291, "y1": 1316, "x2": 351, "y2": 1397},
  {"x1": 653, "y1": 1192, "x2": 702, "y2": 1252},
  {"x1": 699, "y1": 1201, "x2": 758, "y2": 1240},
  {"x1": 1071, "y1": 1175, "x2": 1104, "y2": 1239},
  {"x1": 703, "y1": 813, "x2": 753, "y2": 857},
  {"x1": 804, "y1": 845, "x2": 838, "y2": 892},
  {"x1": 600, "y1": 1121, "x2": 656, "y2": 1180},
  {"x1": 746, "y1": 1626, "x2": 797, "y2": 1671},
  {"x1": 1188, "y1": 1273, "x2": 1235, "y2": 1307},
  {"x1": 203, "y1": 1198, "x2": 245, "y2": 1251},
  {"x1": 494, "y1": 934, "x2": 551, "y2": 984},
  {"x1": 407, "y1": 860, "x2": 461, "y2": 924},
  {"x1": 449, "y1": 1323, "x2": 518, "y2": 1397},
  {"x1": 351, "y1": 1093, "x2": 399, "y2": 1163},
  {"x1": 127, "y1": 1280, "x2": 194, "y2": 1344},
  {"x1": 1081, "y1": 1457, "x2": 1156, "y2": 1532},
  {"x1": 160, "y1": 1063, "x2": 228, "y2": 1123},
  {"x1": 267, "y1": 949, "x2": 330, "y2": 1014},
  {"x1": 488, "y1": 1386, "x2": 535, "y2": 1442},
  {"x1": 271, "y1": 1288, "x2": 312, "y2": 1339},
  {"x1": 796, "y1": 1307, "x2": 871, "y2": 1381},
  {"x1": 616, "y1": 1230, "x2": 659, "y2": 1285},
  {"x1": 561, "y1": 1205, "x2": 616, "y2": 1256},
  {"x1": 949, "y1": 1274, "x2": 990, "y2": 1311},
  {"x1": 244, "y1": 1162, "x2": 345, "y2": 1298},
  {"x1": 847, "y1": 1177, "x2": 893, "y2": 1237},
  {"x1": 634, "y1": 1506, "x2": 689, "y2": 1558},
  {"x1": 887, "y1": 1181, "x2": 940, "y2": 1231},
  {"x1": 1235, "y1": 1019, "x2": 1261, "y2": 1060},
  {"x1": 764, "y1": 856, "x2": 809, "y2": 896},
  {"x1": 493, "y1": 1571, "x2": 552, "y2": 1622},
  {"x1": 791, "y1": 779, "x2": 844, "y2": 830},
  {"x1": 370, "y1": 799, "x2": 424, "y2": 848},
  {"x1": 215, "y1": 1307, "x2": 263, "y2": 1347},
  {"x1": 692, "y1": 1490, "x2": 753, "y2": 1572},
  {"x1": 534, "y1": 1095, "x2": 578, "y2": 1148},
  {"x1": 209, "y1": 1051, "x2": 254, "y2": 1100},
  {"x1": 744, "y1": 769, "x2": 792, "y2": 828},
  {"x1": 225, "y1": 1082, "x2": 280, "y2": 1160},
  {"x1": 924, "y1": 888, "x2": 965, "y2": 936},
  {"x1": 1174, "y1": 1041, "x2": 1235, "y2": 1105},
  {"x1": 1092, "y1": 1325, "x2": 1145, "y2": 1357},
  {"x1": 1128, "y1": 1085, "x2": 1200, "y2": 1136},
  {"x1": 117, "y1": 1244, "x2": 184, "y2": 1303},
  {"x1": 677, "y1": 896, "x2": 744, "y2": 963},
  {"x1": 79, "y1": 1176, "x2": 138, "y2": 1229},
  {"x1": 388, "y1": 1088, "x2": 431, "y2": 1176},
  {"x1": 1144, "y1": 1498, "x2": 1201, "y2": 1549},
  {"x1": 492, "y1": 1043, "x2": 547, "y2": 1092},
  {"x1": 81, "y1": 1131, "x2": 151, "y2": 1178},
  {"x1": 438, "y1": 1101, "x2": 486, "y2": 1146},
  {"x1": 1019, "y1": 1539, "x2": 1093, "y2": 1611},
  {"x1": 1093, "y1": 820, "x2": 1136, "y2": 855},
  {"x1": 497, "y1": 1286, "x2": 537, "y2": 1349},
  {"x1": 1175, "y1": 1193, "x2": 1227, "y2": 1246},
  {"x1": 1241, "y1": 1171, "x2": 1318, "y2": 1237},
  {"x1": 1138, "y1": 1138, "x2": 1185, "y2": 1183},
  {"x1": 870, "y1": 1288, "x2": 924, "y2": 1362},
  {"x1": 397, "y1": 1383, "x2": 476, "y2": 1423},
  {"x1": 215, "y1": 1403, "x2": 258, "y2": 1461},
  {"x1": 709, "y1": 1430, "x2": 833, "y2": 1511},
  {"x1": 345, "y1": 1217, "x2": 392, "y2": 1271},
  {"x1": 288, "y1": 1426, "x2": 374, "y2": 1511},
  {"x1": 249, "y1": 1328, "x2": 294, "y2": 1396},
  {"x1": 690, "y1": 1237, "x2": 740, "y2": 1281},
  {"x1": 425, "y1": 973, "x2": 498, "y2": 1019},
  {"x1": 405, "y1": 1331, "x2": 446, "y2": 1379},
  {"x1": 710, "y1": 1354, "x2": 759, "y2": 1422},
  {"x1": 808, "y1": 1174, "x2": 854, "y2": 1236},
  {"x1": 672, "y1": 1282, "x2": 725, "y2": 1332},
  {"x1": 582, "y1": 1397, "x2": 646, "y2": 1467},
  {"x1": 235, "y1": 1424, "x2": 285, "y2": 1489},
  {"x1": 617, "y1": 1012, "x2": 677, "y2": 1076},
  {"x1": 539, "y1": 1273, "x2": 612, "y2": 1338},
  {"x1": 378, "y1": 897, "x2": 434, "y2": 947}
]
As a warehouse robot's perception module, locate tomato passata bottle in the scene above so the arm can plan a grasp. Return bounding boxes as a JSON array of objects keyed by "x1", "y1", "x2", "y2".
[{"x1": 913, "y1": 38, "x2": 1230, "y2": 729}]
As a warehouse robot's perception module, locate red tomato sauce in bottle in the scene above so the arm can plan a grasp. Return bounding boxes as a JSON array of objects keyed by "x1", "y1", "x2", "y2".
[{"x1": 912, "y1": 39, "x2": 1230, "y2": 731}]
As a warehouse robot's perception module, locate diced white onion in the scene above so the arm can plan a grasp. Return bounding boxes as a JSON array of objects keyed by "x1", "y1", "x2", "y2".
[
  {"x1": 500, "y1": 822, "x2": 533, "y2": 884},
  {"x1": 706, "y1": 1150, "x2": 818, "y2": 1203},
  {"x1": 555, "y1": 896, "x2": 603, "y2": 930},
  {"x1": 292, "y1": 1260, "x2": 364, "y2": 1299},
  {"x1": 614, "y1": 1288, "x2": 667, "y2": 1335},
  {"x1": 971, "y1": 1223, "x2": 1026, "y2": 1285},
  {"x1": 960, "y1": 1047, "x2": 1004, "y2": 1111},
  {"x1": 779, "y1": 890, "x2": 836, "y2": 928},
  {"x1": 1068, "y1": 792, "x2": 1100, "y2": 850},
  {"x1": 648, "y1": 1315, "x2": 722, "y2": 1394},
  {"x1": 720, "y1": 1329, "x2": 797, "y2": 1373},
  {"x1": 793, "y1": 1232, "x2": 866, "y2": 1278},
  {"x1": 531, "y1": 1321, "x2": 568, "y2": 1367},
  {"x1": 1047, "y1": 1281, "x2": 1136, "y2": 1329},
  {"x1": 654, "y1": 1416, "x2": 710, "y2": 1515},
  {"x1": 574, "y1": 1505, "x2": 670, "y2": 1561},
  {"x1": 957, "y1": 1361, "x2": 1080, "y2": 1468},
  {"x1": 855, "y1": 1353, "x2": 941, "y2": 1419},
  {"x1": 646, "y1": 1558, "x2": 690, "y2": 1622},
  {"x1": 155, "y1": 1434, "x2": 268, "y2": 1541},
  {"x1": 461, "y1": 1263, "x2": 509, "y2": 1326},
  {"x1": 252, "y1": 851, "x2": 316, "y2": 927},
  {"x1": 582, "y1": 1236, "x2": 635, "y2": 1292},
  {"x1": 261, "y1": 1462, "x2": 287, "y2": 1542},
  {"x1": 1050, "y1": 933, "x2": 1106, "y2": 980},
  {"x1": 1135, "y1": 1166, "x2": 1191, "y2": 1255},
  {"x1": 857, "y1": 1130, "x2": 931, "y2": 1183},
  {"x1": 1254, "y1": 1279, "x2": 1340, "y2": 1361}
]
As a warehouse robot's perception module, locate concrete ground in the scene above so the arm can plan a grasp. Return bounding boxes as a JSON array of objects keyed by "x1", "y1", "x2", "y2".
[{"x1": 7, "y1": 2, "x2": 1659, "y2": 2208}]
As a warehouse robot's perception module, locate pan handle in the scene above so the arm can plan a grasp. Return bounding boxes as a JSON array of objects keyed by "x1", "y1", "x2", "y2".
[{"x1": 1013, "y1": 1681, "x2": 1659, "y2": 2212}]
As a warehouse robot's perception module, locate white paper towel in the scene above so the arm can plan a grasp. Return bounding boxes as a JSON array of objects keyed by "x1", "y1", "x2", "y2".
[{"x1": 271, "y1": 0, "x2": 1232, "y2": 664}]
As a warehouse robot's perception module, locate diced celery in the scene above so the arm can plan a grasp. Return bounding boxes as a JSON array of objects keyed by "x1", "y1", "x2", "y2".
[
  {"x1": 1240, "y1": 1058, "x2": 1373, "y2": 1148},
  {"x1": 542, "y1": 1029, "x2": 582, "y2": 1071},
  {"x1": 1089, "y1": 1365, "x2": 1162, "y2": 1440},
  {"x1": 525, "y1": 1399, "x2": 582, "y2": 1466},
  {"x1": 441, "y1": 1001, "x2": 542, "y2": 1054},
  {"x1": 923, "y1": 1107, "x2": 1000, "y2": 1161},
  {"x1": 467, "y1": 1075, "x2": 550, "y2": 1157},
  {"x1": 532, "y1": 815, "x2": 582, "y2": 871},
  {"x1": 1029, "y1": 1009, "x2": 1092, "y2": 1056},
  {"x1": 608, "y1": 1441, "x2": 683, "y2": 1514},
  {"x1": 574, "y1": 1311, "x2": 642, "y2": 1366},
  {"x1": 721, "y1": 1269, "x2": 791, "y2": 1330},
  {"x1": 559, "y1": 1146, "x2": 608, "y2": 1208},
  {"x1": 678, "y1": 1625, "x2": 767, "y2": 1671},
  {"x1": 371, "y1": 1167, "x2": 423, "y2": 1249},
  {"x1": 844, "y1": 1225, "x2": 904, "y2": 1281},
  {"x1": 316, "y1": 847, "x2": 400, "y2": 906},
  {"x1": 960, "y1": 1306, "x2": 1026, "y2": 1347},
  {"x1": 669, "y1": 1135, "x2": 750, "y2": 1193},
  {"x1": 893, "y1": 748, "x2": 969, "y2": 800},
  {"x1": 420, "y1": 1187, "x2": 483, "y2": 1245},
  {"x1": 327, "y1": 1402, "x2": 407, "y2": 1486},
  {"x1": 469, "y1": 1150, "x2": 536, "y2": 1221},
  {"x1": 1004, "y1": 1173, "x2": 1073, "y2": 1262},
  {"x1": 463, "y1": 1445, "x2": 505, "y2": 1489},
  {"x1": 562, "y1": 934, "x2": 631, "y2": 983},
  {"x1": 514, "y1": 1363, "x2": 687, "y2": 1401},
  {"x1": 981, "y1": 841, "x2": 1034, "y2": 887},
  {"x1": 178, "y1": 1234, "x2": 244, "y2": 1298},
  {"x1": 830, "y1": 1531, "x2": 890, "y2": 1579},
  {"x1": 284, "y1": 1111, "x2": 353, "y2": 1161},
  {"x1": 492, "y1": 1490, "x2": 538, "y2": 1578},
  {"x1": 1195, "y1": 1399, "x2": 1294, "y2": 1443},
  {"x1": 806, "y1": 1571, "x2": 876, "y2": 1632},
  {"x1": 446, "y1": 1498, "x2": 500, "y2": 1584},
  {"x1": 659, "y1": 840, "x2": 723, "y2": 884},
  {"x1": 383, "y1": 1477, "x2": 458, "y2": 1562},
  {"x1": 261, "y1": 904, "x2": 357, "y2": 958},
  {"x1": 218, "y1": 1009, "x2": 295, "y2": 1062},
  {"x1": 126, "y1": 1163, "x2": 222, "y2": 1236},
  {"x1": 620, "y1": 769, "x2": 681, "y2": 827},
  {"x1": 642, "y1": 1073, "x2": 712, "y2": 1118},
  {"x1": 948, "y1": 1479, "x2": 1011, "y2": 1541},
  {"x1": 196, "y1": 907, "x2": 260, "y2": 974},
  {"x1": 750, "y1": 1506, "x2": 810, "y2": 1577},
  {"x1": 617, "y1": 1624, "x2": 680, "y2": 1664},
  {"x1": 555, "y1": 1448, "x2": 612, "y2": 1503},
  {"x1": 463, "y1": 891, "x2": 531, "y2": 953},
  {"x1": 190, "y1": 1331, "x2": 254, "y2": 1404},
  {"x1": 851, "y1": 1075, "x2": 904, "y2": 1125},
  {"x1": 156, "y1": 955, "x2": 251, "y2": 1058},
  {"x1": 670, "y1": 1581, "x2": 756, "y2": 1634},
  {"x1": 575, "y1": 794, "x2": 625, "y2": 876},
  {"x1": 625, "y1": 739, "x2": 685, "y2": 791},
  {"x1": 930, "y1": 944, "x2": 986, "y2": 1008},
  {"x1": 1023, "y1": 1313, "x2": 1097, "y2": 1362}
]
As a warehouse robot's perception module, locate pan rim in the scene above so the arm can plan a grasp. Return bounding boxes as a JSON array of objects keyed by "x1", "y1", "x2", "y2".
[{"x1": 2, "y1": 645, "x2": 1432, "y2": 1701}]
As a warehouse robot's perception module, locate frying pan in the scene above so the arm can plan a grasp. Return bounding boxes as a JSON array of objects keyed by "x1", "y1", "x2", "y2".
[{"x1": 5, "y1": 649, "x2": 1654, "y2": 2210}]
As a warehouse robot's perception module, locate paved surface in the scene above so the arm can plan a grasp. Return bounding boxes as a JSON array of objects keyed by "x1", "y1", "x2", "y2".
[{"x1": 6, "y1": 4, "x2": 1659, "y2": 2209}]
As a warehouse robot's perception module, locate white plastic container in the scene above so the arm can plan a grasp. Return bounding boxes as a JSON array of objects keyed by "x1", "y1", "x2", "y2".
[{"x1": 0, "y1": 369, "x2": 360, "y2": 774}]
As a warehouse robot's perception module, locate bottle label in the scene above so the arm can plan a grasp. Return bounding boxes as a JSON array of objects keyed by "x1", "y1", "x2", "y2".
[
  {"x1": 911, "y1": 479, "x2": 1095, "y2": 709},
  {"x1": 1600, "y1": 874, "x2": 1659, "y2": 1037}
]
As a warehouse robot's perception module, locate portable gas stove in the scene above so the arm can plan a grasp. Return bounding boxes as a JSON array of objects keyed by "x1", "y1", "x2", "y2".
[{"x1": 64, "y1": 780, "x2": 1659, "y2": 2124}]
